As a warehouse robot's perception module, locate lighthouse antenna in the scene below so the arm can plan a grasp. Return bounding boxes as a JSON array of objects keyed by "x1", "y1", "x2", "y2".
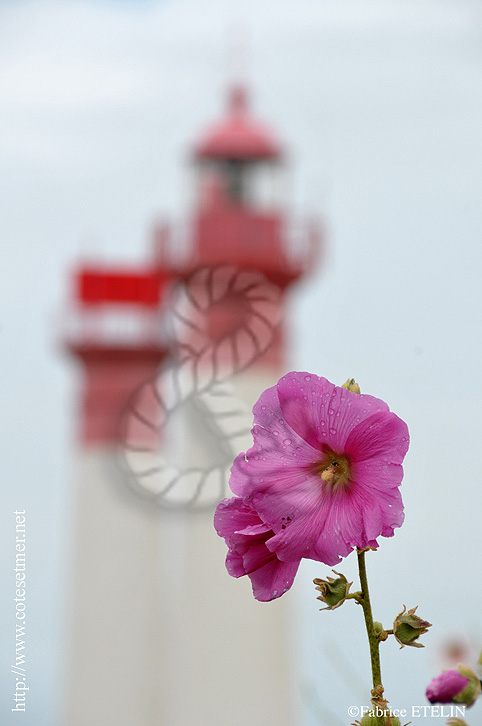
[{"x1": 225, "y1": 19, "x2": 251, "y2": 90}]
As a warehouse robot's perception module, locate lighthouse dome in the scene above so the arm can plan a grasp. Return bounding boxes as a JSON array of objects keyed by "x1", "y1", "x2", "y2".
[{"x1": 194, "y1": 85, "x2": 282, "y2": 161}]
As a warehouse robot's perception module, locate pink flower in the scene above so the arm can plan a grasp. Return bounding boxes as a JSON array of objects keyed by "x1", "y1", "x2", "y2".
[
  {"x1": 228, "y1": 372, "x2": 409, "y2": 566},
  {"x1": 426, "y1": 669, "x2": 471, "y2": 704},
  {"x1": 214, "y1": 497, "x2": 300, "y2": 601}
]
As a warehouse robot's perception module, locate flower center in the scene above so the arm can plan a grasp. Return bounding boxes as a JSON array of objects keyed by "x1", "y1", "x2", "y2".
[{"x1": 317, "y1": 452, "x2": 351, "y2": 490}]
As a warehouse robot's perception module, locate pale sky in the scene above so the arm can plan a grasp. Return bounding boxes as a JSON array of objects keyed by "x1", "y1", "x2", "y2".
[{"x1": 1, "y1": 0, "x2": 482, "y2": 723}]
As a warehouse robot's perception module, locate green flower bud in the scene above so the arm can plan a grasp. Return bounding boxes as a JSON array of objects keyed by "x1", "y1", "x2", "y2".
[
  {"x1": 453, "y1": 665, "x2": 481, "y2": 707},
  {"x1": 446, "y1": 719, "x2": 469, "y2": 726},
  {"x1": 393, "y1": 605, "x2": 431, "y2": 648},
  {"x1": 373, "y1": 621, "x2": 388, "y2": 642},
  {"x1": 313, "y1": 570, "x2": 352, "y2": 610},
  {"x1": 359, "y1": 710, "x2": 401, "y2": 725},
  {"x1": 342, "y1": 378, "x2": 361, "y2": 394}
]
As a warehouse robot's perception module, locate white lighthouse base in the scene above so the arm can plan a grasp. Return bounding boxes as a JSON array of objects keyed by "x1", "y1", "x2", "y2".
[{"x1": 62, "y1": 369, "x2": 297, "y2": 726}]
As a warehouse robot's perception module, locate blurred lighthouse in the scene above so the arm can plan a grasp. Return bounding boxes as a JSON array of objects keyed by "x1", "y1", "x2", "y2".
[{"x1": 62, "y1": 84, "x2": 319, "y2": 726}]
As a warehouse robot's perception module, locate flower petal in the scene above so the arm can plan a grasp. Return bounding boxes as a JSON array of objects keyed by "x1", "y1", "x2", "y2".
[
  {"x1": 262, "y1": 467, "x2": 403, "y2": 562},
  {"x1": 214, "y1": 496, "x2": 301, "y2": 600},
  {"x1": 247, "y1": 557, "x2": 300, "y2": 602},
  {"x1": 426, "y1": 670, "x2": 470, "y2": 703},
  {"x1": 224, "y1": 522, "x2": 275, "y2": 573},
  {"x1": 346, "y1": 479, "x2": 404, "y2": 543},
  {"x1": 276, "y1": 372, "x2": 389, "y2": 452},
  {"x1": 251, "y1": 380, "x2": 318, "y2": 453},
  {"x1": 345, "y1": 411, "x2": 409, "y2": 464},
  {"x1": 225, "y1": 548, "x2": 246, "y2": 578},
  {"x1": 214, "y1": 497, "x2": 262, "y2": 537},
  {"x1": 250, "y1": 472, "x2": 325, "y2": 532},
  {"x1": 350, "y1": 459, "x2": 405, "y2": 537},
  {"x1": 262, "y1": 484, "x2": 352, "y2": 563},
  {"x1": 229, "y1": 422, "x2": 316, "y2": 499},
  {"x1": 266, "y1": 508, "x2": 351, "y2": 565}
]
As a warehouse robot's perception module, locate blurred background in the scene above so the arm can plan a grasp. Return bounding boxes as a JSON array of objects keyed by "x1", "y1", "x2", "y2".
[{"x1": 1, "y1": 0, "x2": 482, "y2": 724}]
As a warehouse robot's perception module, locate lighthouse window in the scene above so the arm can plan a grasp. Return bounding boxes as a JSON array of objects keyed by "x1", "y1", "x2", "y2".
[
  {"x1": 224, "y1": 159, "x2": 282, "y2": 208},
  {"x1": 195, "y1": 158, "x2": 284, "y2": 210},
  {"x1": 245, "y1": 161, "x2": 284, "y2": 210},
  {"x1": 225, "y1": 159, "x2": 245, "y2": 202}
]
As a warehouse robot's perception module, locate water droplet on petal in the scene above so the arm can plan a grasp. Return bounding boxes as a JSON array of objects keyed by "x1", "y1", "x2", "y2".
[
  {"x1": 329, "y1": 427, "x2": 337, "y2": 435},
  {"x1": 283, "y1": 438, "x2": 292, "y2": 446},
  {"x1": 273, "y1": 430, "x2": 279, "y2": 436},
  {"x1": 305, "y1": 375, "x2": 311, "y2": 381},
  {"x1": 328, "y1": 408, "x2": 334, "y2": 415}
]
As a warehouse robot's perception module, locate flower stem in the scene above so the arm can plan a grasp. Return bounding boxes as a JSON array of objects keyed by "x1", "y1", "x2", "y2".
[
  {"x1": 357, "y1": 549, "x2": 382, "y2": 691},
  {"x1": 346, "y1": 591, "x2": 363, "y2": 603}
]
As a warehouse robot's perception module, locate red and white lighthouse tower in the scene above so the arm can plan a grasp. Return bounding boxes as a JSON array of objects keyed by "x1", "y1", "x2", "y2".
[
  {"x1": 155, "y1": 84, "x2": 316, "y2": 363},
  {"x1": 62, "y1": 84, "x2": 319, "y2": 726}
]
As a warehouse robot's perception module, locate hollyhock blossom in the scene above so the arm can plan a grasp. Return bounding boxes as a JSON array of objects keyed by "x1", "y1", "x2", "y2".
[
  {"x1": 214, "y1": 497, "x2": 300, "y2": 601},
  {"x1": 229, "y1": 372, "x2": 409, "y2": 567}
]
